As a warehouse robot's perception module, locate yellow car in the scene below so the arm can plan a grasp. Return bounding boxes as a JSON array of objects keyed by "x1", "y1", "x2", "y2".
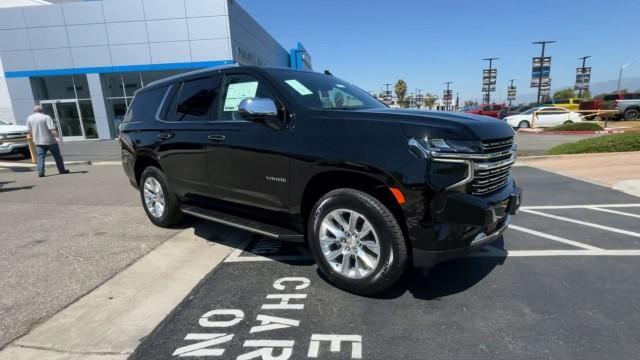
[{"x1": 544, "y1": 98, "x2": 581, "y2": 111}]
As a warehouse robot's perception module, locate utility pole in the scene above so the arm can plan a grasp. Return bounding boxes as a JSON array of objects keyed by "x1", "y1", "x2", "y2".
[
  {"x1": 383, "y1": 83, "x2": 392, "y2": 102},
  {"x1": 532, "y1": 40, "x2": 556, "y2": 104},
  {"x1": 617, "y1": 63, "x2": 631, "y2": 94},
  {"x1": 443, "y1": 81, "x2": 453, "y2": 111},
  {"x1": 482, "y1": 57, "x2": 498, "y2": 104},
  {"x1": 577, "y1": 56, "x2": 591, "y2": 99}
]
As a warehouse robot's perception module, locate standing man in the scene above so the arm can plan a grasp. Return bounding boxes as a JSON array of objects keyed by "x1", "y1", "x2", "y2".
[{"x1": 27, "y1": 105, "x2": 69, "y2": 177}]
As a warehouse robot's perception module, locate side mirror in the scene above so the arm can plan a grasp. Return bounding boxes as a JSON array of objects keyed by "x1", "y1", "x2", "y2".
[
  {"x1": 238, "y1": 98, "x2": 278, "y2": 121},
  {"x1": 238, "y1": 98, "x2": 284, "y2": 130}
]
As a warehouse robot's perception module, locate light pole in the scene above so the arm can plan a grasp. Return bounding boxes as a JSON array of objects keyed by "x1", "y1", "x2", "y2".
[
  {"x1": 532, "y1": 40, "x2": 556, "y2": 104},
  {"x1": 577, "y1": 56, "x2": 591, "y2": 99},
  {"x1": 617, "y1": 63, "x2": 631, "y2": 94},
  {"x1": 482, "y1": 57, "x2": 498, "y2": 104}
]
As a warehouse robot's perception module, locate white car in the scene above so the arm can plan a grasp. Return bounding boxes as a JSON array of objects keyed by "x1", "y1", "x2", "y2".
[
  {"x1": 505, "y1": 106, "x2": 584, "y2": 129},
  {"x1": 0, "y1": 120, "x2": 30, "y2": 157}
]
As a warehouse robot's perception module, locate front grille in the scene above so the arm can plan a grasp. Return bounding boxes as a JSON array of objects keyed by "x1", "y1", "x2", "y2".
[
  {"x1": 470, "y1": 137, "x2": 515, "y2": 196},
  {"x1": 481, "y1": 137, "x2": 513, "y2": 153},
  {"x1": 4, "y1": 133, "x2": 29, "y2": 139}
]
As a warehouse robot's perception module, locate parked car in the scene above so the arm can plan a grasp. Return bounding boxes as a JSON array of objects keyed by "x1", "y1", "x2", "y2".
[
  {"x1": 614, "y1": 93, "x2": 640, "y2": 120},
  {"x1": 465, "y1": 103, "x2": 504, "y2": 118},
  {"x1": 0, "y1": 120, "x2": 30, "y2": 158},
  {"x1": 120, "y1": 66, "x2": 522, "y2": 295},
  {"x1": 504, "y1": 106, "x2": 584, "y2": 129},
  {"x1": 544, "y1": 98, "x2": 581, "y2": 111},
  {"x1": 498, "y1": 105, "x2": 534, "y2": 119}
]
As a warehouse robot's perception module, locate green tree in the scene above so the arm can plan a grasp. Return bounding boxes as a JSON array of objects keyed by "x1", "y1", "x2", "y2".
[
  {"x1": 423, "y1": 94, "x2": 437, "y2": 109},
  {"x1": 579, "y1": 89, "x2": 592, "y2": 100},
  {"x1": 464, "y1": 100, "x2": 478, "y2": 107},
  {"x1": 553, "y1": 87, "x2": 577, "y2": 100},
  {"x1": 394, "y1": 80, "x2": 407, "y2": 102}
]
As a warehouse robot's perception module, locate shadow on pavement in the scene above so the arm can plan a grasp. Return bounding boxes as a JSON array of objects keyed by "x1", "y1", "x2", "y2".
[{"x1": 0, "y1": 181, "x2": 35, "y2": 193}]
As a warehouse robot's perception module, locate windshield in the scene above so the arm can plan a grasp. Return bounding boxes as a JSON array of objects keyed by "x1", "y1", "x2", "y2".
[{"x1": 268, "y1": 70, "x2": 386, "y2": 110}]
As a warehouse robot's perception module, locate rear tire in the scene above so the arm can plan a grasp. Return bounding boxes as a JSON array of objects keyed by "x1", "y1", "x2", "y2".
[
  {"x1": 139, "y1": 166, "x2": 183, "y2": 227},
  {"x1": 307, "y1": 188, "x2": 408, "y2": 295},
  {"x1": 624, "y1": 108, "x2": 639, "y2": 121},
  {"x1": 517, "y1": 120, "x2": 530, "y2": 129}
]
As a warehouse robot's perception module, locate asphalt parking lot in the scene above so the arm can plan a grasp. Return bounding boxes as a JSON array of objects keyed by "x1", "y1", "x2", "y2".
[{"x1": 129, "y1": 166, "x2": 640, "y2": 360}]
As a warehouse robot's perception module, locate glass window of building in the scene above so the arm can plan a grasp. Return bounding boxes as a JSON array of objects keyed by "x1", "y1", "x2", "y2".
[
  {"x1": 102, "y1": 70, "x2": 183, "y2": 136},
  {"x1": 29, "y1": 75, "x2": 97, "y2": 139}
]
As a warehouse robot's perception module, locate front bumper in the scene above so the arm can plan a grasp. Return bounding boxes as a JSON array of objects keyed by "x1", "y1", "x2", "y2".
[
  {"x1": 0, "y1": 141, "x2": 28, "y2": 154},
  {"x1": 410, "y1": 181, "x2": 522, "y2": 268}
]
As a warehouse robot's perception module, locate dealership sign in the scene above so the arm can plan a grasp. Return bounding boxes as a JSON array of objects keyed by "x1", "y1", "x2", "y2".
[
  {"x1": 443, "y1": 89, "x2": 453, "y2": 105},
  {"x1": 482, "y1": 69, "x2": 497, "y2": 93},
  {"x1": 575, "y1": 67, "x2": 592, "y2": 90},
  {"x1": 531, "y1": 56, "x2": 551, "y2": 88},
  {"x1": 507, "y1": 86, "x2": 516, "y2": 101}
]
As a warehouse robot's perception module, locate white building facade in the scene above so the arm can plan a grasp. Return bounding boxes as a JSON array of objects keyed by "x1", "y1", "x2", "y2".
[{"x1": 0, "y1": 0, "x2": 311, "y2": 139}]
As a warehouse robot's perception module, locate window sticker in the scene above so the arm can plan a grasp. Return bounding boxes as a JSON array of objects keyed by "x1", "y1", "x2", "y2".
[
  {"x1": 223, "y1": 81, "x2": 258, "y2": 111},
  {"x1": 285, "y1": 79, "x2": 313, "y2": 96}
]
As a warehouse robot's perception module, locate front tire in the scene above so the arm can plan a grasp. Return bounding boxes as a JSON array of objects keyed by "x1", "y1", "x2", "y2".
[
  {"x1": 308, "y1": 188, "x2": 408, "y2": 295},
  {"x1": 139, "y1": 166, "x2": 183, "y2": 227},
  {"x1": 563, "y1": 120, "x2": 573, "y2": 125},
  {"x1": 517, "y1": 120, "x2": 530, "y2": 129},
  {"x1": 624, "y1": 108, "x2": 639, "y2": 121}
]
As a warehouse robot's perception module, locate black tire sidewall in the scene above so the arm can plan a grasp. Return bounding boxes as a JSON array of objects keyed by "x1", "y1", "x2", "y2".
[
  {"x1": 625, "y1": 109, "x2": 639, "y2": 120},
  {"x1": 518, "y1": 120, "x2": 530, "y2": 128},
  {"x1": 308, "y1": 189, "x2": 406, "y2": 295},
  {"x1": 139, "y1": 166, "x2": 181, "y2": 227}
]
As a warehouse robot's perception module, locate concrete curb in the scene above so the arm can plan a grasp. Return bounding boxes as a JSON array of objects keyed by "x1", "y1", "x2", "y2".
[
  {"x1": 518, "y1": 128, "x2": 625, "y2": 135},
  {"x1": 0, "y1": 160, "x2": 92, "y2": 173},
  {"x1": 516, "y1": 151, "x2": 640, "y2": 162},
  {"x1": 0, "y1": 223, "x2": 237, "y2": 359}
]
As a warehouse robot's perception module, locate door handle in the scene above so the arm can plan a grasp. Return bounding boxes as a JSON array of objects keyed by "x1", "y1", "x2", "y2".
[
  {"x1": 208, "y1": 134, "x2": 226, "y2": 142},
  {"x1": 157, "y1": 132, "x2": 173, "y2": 140}
]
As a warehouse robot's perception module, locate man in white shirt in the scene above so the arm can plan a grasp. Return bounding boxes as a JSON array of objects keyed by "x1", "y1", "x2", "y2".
[{"x1": 26, "y1": 105, "x2": 69, "y2": 177}]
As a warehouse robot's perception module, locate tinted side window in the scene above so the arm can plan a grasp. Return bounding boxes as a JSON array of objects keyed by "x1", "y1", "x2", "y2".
[
  {"x1": 220, "y1": 74, "x2": 277, "y2": 121},
  {"x1": 124, "y1": 85, "x2": 169, "y2": 122},
  {"x1": 174, "y1": 77, "x2": 221, "y2": 121}
]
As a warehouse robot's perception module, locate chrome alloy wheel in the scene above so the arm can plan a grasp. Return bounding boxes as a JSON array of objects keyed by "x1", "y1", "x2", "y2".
[
  {"x1": 319, "y1": 209, "x2": 381, "y2": 279},
  {"x1": 143, "y1": 177, "x2": 165, "y2": 218}
]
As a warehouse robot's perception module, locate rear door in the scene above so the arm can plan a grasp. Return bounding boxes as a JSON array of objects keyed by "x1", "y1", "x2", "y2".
[
  {"x1": 155, "y1": 74, "x2": 223, "y2": 198},
  {"x1": 205, "y1": 70, "x2": 291, "y2": 212}
]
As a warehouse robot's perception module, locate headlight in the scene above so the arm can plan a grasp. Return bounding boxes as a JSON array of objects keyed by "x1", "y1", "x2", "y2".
[
  {"x1": 420, "y1": 136, "x2": 483, "y2": 154},
  {"x1": 0, "y1": 135, "x2": 6, "y2": 139}
]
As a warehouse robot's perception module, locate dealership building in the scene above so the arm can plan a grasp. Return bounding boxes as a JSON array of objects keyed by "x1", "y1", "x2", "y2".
[{"x1": 0, "y1": 0, "x2": 311, "y2": 140}]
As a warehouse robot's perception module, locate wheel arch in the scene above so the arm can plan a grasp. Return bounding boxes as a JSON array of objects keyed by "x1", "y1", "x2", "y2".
[
  {"x1": 299, "y1": 170, "x2": 408, "y2": 244},
  {"x1": 134, "y1": 154, "x2": 162, "y2": 186}
]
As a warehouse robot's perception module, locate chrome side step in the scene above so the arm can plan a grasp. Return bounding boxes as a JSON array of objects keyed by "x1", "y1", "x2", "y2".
[{"x1": 181, "y1": 205, "x2": 304, "y2": 242}]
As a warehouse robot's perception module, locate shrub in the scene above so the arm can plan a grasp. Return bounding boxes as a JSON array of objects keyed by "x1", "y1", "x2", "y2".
[
  {"x1": 544, "y1": 123, "x2": 604, "y2": 132},
  {"x1": 545, "y1": 132, "x2": 640, "y2": 155}
]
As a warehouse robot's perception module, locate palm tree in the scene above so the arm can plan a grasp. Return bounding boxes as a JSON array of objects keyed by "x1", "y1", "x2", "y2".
[
  {"x1": 394, "y1": 80, "x2": 407, "y2": 105},
  {"x1": 423, "y1": 93, "x2": 437, "y2": 110}
]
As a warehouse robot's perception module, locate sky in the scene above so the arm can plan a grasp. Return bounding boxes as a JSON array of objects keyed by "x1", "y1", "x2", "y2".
[{"x1": 238, "y1": 0, "x2": 640, "y2": 103}]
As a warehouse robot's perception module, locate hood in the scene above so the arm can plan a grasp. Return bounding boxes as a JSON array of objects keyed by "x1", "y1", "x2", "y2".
[
  {"x1": 0, "y1": 124, "x2": 29, "y2": 134},
  {"x1": 348, "y1": 108, "x2": 515, "y2": 140}
]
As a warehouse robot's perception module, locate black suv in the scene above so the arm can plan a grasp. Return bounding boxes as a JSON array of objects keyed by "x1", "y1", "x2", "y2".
[{"x1": 120, "y1": 66, "x2": 522, "y2": 295}]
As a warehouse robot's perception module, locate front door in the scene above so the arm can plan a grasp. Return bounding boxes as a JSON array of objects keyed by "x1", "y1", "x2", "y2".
[
  {"x1": 40, "y1": 100, "x2": 93, "y2": 141},
  {"x1": 206, "y1": 72, "x2": 291, "y2": 212}
]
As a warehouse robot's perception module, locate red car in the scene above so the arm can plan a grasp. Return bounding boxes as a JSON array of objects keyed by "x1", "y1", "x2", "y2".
[{"x1": 465, "y1": 104, "x2": 505, "y2": 118}]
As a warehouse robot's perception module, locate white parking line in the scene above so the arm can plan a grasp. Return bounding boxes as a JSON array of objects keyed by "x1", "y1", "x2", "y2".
[
  {"x1": 521, "y1": 209, "x2": 640, "y2": 238},
  {"x1": 508, "y1": 225, "x2": 602, "y2": 250},
  {"x1": 521, "y1": 204, "x2": 640, "y2": 210},
  {"x1": 586, "y1": 207, "x2": 640, "y2": 220},
  {"x1": 469, "y1": 249, "x2": 640, "y2": 257}
]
